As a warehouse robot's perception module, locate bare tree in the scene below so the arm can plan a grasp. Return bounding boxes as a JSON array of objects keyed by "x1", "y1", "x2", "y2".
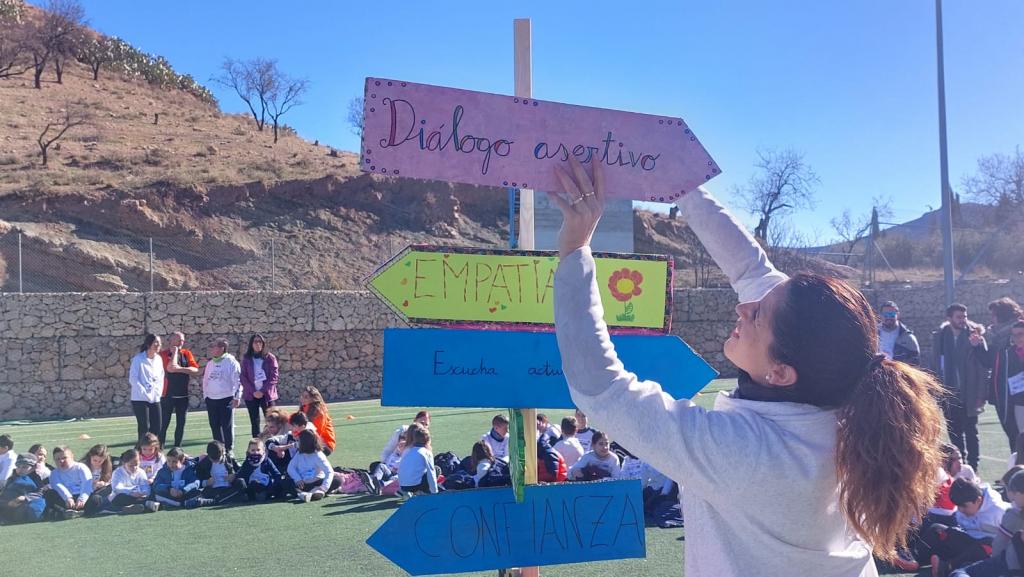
[
  {"x1": 962, "y1": 146, "x2": 1024, "y2": 208},
  {"x1": 829, "y1": 197, "x2": 893, "y2": 265},
  {"x1": 0, "y1": 28, "x2": 29, "y2": 79},
  {"x1": 76, "y1": 35, "x2": 112, "y2": 81},
  {"x1": 347, "y1": 97, "x2": 364, "y2": 138},
  {"x1": 736, "y1": 149, "x2": 819, "y2": 241},
  {"x1": 37, "y1": 104, "x2": 90, "y2": 165},
  {"x1": 26, "y1": 0, "x2": 85, "y2": 89},
  {"x1": 214, "y1": 57, "x2": 275, "y2": 131},
  {"x1": 266, "y1": 73, "x2": 308, "y2": 143}
]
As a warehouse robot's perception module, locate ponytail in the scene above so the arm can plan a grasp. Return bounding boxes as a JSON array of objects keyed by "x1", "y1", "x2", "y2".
[{"x1": 835, "y1": 360, "x2": 944, "y2": 561}]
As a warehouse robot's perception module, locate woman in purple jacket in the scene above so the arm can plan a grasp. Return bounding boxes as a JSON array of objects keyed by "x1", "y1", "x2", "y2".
[{"x1": 240, "y1": 334, "x2": 280, "y2": 438}]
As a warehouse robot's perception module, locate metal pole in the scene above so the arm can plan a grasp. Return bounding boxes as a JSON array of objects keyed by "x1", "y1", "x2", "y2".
[
  {"x1": 936, "y1": 0, "x2": 956, "y2": 305},
  {"x1": 149, "y1": 237, "x2": 154, "y2": 292},
  {"x1": 17, "y1": 232, "x2": 23, "y2": 293},
  {"x1": 270, "y1": 238, "x2": 276, "y2": 291}
]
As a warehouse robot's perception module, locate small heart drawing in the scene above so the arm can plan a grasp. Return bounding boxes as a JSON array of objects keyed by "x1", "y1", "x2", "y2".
[
  {"x1": 400, "y1": 278, "x2": 408, "y2": 285},
  {"x1": 404, "y1": 261, "x2": 411, "y2": 267},
  {"x1": 500, "y1": 304, "x2": 508, "y2": 310},
  {"x1": 532, "y1": 259, "x2": 539, "y2": 264},
  {"x1": 443, "y1": 254, "x2": 450, "y2": 259},
  {"x1": 402, "y1": 300, "x2": 409, "y2": 307},
  {"x1": 488, "y1": 307, "x2": 497, "y2": 313}
]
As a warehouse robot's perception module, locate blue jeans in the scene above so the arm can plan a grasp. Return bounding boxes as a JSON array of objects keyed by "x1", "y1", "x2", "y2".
[{"x1": 951, "y1": 551, "x2": 1009, "y2": 577}]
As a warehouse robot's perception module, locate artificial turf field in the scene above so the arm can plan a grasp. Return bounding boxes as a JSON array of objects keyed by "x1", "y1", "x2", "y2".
[{"x1": 0, "y1": 378, "x2": 1013, "y2": 577}]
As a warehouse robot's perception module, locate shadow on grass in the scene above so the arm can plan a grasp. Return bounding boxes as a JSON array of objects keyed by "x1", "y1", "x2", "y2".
[{"x1": 323, "y1": 494, "x2": 401, "y2": 515}]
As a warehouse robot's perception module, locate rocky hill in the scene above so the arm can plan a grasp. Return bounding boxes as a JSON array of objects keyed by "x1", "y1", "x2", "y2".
[{"x1": 0, "y1": 2, "x2": 854, "y2": 293}]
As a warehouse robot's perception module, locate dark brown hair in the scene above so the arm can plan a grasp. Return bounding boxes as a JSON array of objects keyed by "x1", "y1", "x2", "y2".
[
  {"x1": 301, "y1": 386, "x2": 328, "y2": 421},
  {"x1": 297, "y1": 429, "x2": 322, "y2": 454},
  {"x1": 989, "y1": 297, "x2": 1023, "y2": 324},
  {"x1": 81, "y1": 444, "x2": 112, "y2": 482},
  {"x1": 561, "y1": 416, "x2": 578, "y2": 436},
  {"x1": 770, "y1": 274, "x2": 944, "y2": 561},
  {"x1": 470, "y1": 441, "x2": 494, "y2": 468},
  {"x1": 139, "y1": 333, "x2": 159, "y2": 353}
]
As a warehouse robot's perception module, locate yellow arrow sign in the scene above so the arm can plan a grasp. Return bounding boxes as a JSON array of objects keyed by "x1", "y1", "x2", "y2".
[{"x1": 367, "y1": 245, "x2": 672, "y2": 332}]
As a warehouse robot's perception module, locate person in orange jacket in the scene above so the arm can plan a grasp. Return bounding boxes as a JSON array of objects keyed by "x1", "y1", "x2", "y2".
[{"x1": 299, "y1": 386, "x2": 336, "y2": 456}]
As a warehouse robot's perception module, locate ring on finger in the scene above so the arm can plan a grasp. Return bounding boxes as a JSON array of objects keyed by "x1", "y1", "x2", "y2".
[
  {"x1": 570, "y1": 196, "x2": 584, "y2": 205},
  {"x1": 581, "y1": 191, "x2": 596, "y2": 198}
]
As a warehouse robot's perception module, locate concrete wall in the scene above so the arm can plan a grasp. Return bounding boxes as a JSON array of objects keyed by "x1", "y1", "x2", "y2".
[{"x1": 2, "y1": 278, "x2": 1022, "y2": 420}]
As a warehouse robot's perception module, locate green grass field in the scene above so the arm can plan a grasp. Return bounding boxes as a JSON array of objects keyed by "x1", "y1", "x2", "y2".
[{"x1": 0, "y1": 379, "x2": 1014, "y2": 577}]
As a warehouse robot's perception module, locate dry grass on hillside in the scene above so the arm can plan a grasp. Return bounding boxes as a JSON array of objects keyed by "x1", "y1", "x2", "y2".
[{"x1": 0, "y1": 62, "x2": 359, "y2": 195}]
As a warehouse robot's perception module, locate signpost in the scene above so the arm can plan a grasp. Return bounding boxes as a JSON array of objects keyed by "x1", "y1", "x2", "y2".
[
  {"x1": 368, "y1": 245, "x2": 673, "y2": 332},
  {"x1": 360, "y1": 79, "x2": 720, "y2": 203},
  {"x1": 367, "y1": 480, "x2": 646, "y2": 575},
  {"x1": 362, "y1": 18, "x2": 721, "y2": 577},
  {"x1": 382, "y1": 328, "x2": 716, "y2": 409}
]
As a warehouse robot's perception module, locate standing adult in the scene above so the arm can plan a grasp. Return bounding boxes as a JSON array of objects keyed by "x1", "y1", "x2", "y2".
[
  {"x1": 202, "y1": 337, "x2": 241, "y2": 456},
  {"x1": 158, "y1": 332, "x2": 199, "y2": 448},
  {"x1": 129, "y1": 334, "x2": 164, "y2": 443},
  {"x1": 877, "y1": 301, "x2": 920, "y2": 365},
  {"x1": 987, "y1": 298, "x2": 1024, "y2": 448},
  {"x1": 989, "y1": 321, "x2": 1024, "y2": 454},
  {"x1": 550, "y1": 158, "x2": 943, "y2": 575},
  {"x1": 240, "y1": 333, "x2": 279, "y2": 439},
  {"x1": 932, "y1": 304, "x2": 989, "y2": 470}
]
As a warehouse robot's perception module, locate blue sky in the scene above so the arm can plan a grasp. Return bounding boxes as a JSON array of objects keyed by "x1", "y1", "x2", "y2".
[{"x1": 60, "y1": 0, "x2": 1023, "y2": 240}]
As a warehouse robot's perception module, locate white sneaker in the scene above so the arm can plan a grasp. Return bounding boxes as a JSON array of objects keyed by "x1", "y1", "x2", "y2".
[
  {"x1": 310, "y1": 490, "x2": 325, "y2": 502},
  {"x1": 298, "y1": 491, "x2": 312, "y2": 503},
  {"x1": 144, "y1": 500, "x2": 161, "y2": 513}
]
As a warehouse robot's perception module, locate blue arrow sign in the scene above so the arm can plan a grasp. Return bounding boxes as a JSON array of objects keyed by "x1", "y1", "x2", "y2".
[
  {"x1": 383, "y1": 328, "x2": 716, "y2": 409},
  {"x1": 367, "y1": 480, "x2": 646, "y2": 575}
]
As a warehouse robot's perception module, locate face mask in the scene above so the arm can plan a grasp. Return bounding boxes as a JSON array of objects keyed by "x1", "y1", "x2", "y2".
[{"x1": 247, "y1": 453, "x2": 262, "y2": 465}]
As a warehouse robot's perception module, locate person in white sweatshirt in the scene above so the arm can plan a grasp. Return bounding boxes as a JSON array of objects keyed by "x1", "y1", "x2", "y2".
[
  {"x1": 0, "y1": 435, "x2": 16, "y2": 490},
  {"x1": 378, "y1": 410, "x2": 430, "y2": 464},
  {"x1": 129, "y1": 334, "x2": 165, "y2": 443},
  {"x1": 922, "y1": 478, "x2": 1010, "y2": 575},
  {"x1": 108, "y1": 449, "x2": 159, "y2": 514},
  {"x1": 549, "y1": 158, "x2": 945, "y2": 577},
  {"x1": 398, "y1": 423, "x2": 438, "y2": 495},
  {"x1": 202, "y1": 337, "x2": 242, "y2": 454},
  {"x1": 44, "y1": 446, "x2": 93, "y2": 519},
  {"x1": 567, "y1": 430, "x2": 620, "y2": 480},
  {"x1": 553, "y1": 416, "x2": 585, "y2": 468},
  {"x1": 480, "y1": 414, "x2": 509, "y2": 461},
  {"x1": 286, "y1": 430, "x2": 337, "y2": 501}
]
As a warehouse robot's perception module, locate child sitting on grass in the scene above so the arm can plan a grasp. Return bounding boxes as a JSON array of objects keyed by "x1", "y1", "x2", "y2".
[
  {"x1": 0, "y1": 435, "x2": 16, "y2": 490},
  {"x1": 553, "y1": 416, "x2": 585, "y2": 468},
  {"x1": 195, "y1": 441, "x2": 243, "y2": 504},
  {"x1": 923, "y1": 478, "x2": 1010, "y2": 576},
  {"x1": 153, "y1": 447, "x2": 211, "y2": 509},
  {"x1": 109, "y1": 449, "x2": 160, "y2": 514},
  {"x1": 45, "y1": 446, "x2": 92, "y2": 520},
  {"x1": 568, "y1": 430, "x2": 621, "y2": 481},
  {"x1": 136, "y1": 433, "x2": 166, "y2": 484},
  {"x1": 952, "y1": 470, "x2": 1024, "y2": 576},
  {"x1": 481, "y1": 414, "x2": 509, "y2": 461},
  {"x1": 286, "y1": 430, "x2": 337, "y2": 502},
  {"x1": 399, "y1": 423, "x2": 438, "y2": 495},
  {"x1": 300, "y1": 386, "x2": 336, "y2": 456},
  {"x1": 0, "y1": 453, "x2": 46, "y2": 524},
  {"x1": 237, "y1": 438, "x2": 282, "y2": 501},
  {"x1": 27, "y1": 444, "x2": 51, "y2": 485},
  {"x1": 81, "y1": 444, "x2": 113, "y2": 516}
]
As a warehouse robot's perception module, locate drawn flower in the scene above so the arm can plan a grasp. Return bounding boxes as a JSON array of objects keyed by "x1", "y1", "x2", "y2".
[{"x1": 608, "y1": 268, "x2": 644, "y2": 302}]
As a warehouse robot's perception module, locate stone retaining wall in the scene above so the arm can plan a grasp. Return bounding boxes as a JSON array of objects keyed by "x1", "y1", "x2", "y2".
[{"x1": 2, "y1": 278, "x2": 1022, "y2": 420}]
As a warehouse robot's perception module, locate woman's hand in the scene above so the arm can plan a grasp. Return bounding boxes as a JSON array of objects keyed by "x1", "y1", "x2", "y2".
[{"x1": 547, "y1": 157, "x2": 606, "y2": 257}]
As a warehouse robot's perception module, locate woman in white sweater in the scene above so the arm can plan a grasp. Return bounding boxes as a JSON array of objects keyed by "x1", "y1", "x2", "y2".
[
  {"x1": 129, "y1": 334, "x2": 164, "y2": 443},
  {"x1": 549, "y1": 159, "x2": 944, "y2": 577}
]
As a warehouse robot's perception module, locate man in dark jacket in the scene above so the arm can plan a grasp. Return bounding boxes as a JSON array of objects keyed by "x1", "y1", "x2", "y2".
[
  {"x1": 877, "y1": 301, "x2": 921, "y2": 365},
  {"x1": 933, "y1": 303, "x2": 989, "y2": 470}
]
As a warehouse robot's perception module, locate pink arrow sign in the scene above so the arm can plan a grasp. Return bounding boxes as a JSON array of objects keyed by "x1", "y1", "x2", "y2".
[{"x1": 360, "y1": 78, "x2": 721, "y2": 203}]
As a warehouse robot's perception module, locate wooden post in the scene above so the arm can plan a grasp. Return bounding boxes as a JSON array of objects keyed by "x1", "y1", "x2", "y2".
[{"x1": 513, "y1": 17, "x2": 540, "y2": 577}]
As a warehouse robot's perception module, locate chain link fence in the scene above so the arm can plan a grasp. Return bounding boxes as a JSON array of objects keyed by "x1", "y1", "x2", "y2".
[{"x1": 0, "y1": 230, "x2": 406, "y2": 293}]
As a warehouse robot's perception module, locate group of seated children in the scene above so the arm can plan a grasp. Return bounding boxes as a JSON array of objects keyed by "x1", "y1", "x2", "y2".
[
  {"x1": 0, "y1": 403, "x2": 670, "y2": 525},
  {"x1": 0, "y1": 401, "x2": 342, "y2": 524},
  {"x1": 891, "y1": 443, "x2": 1024, "y2": 577}
]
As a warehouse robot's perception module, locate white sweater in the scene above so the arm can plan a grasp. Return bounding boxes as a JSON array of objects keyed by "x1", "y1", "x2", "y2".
[
  {"x1": 202, "y1": 354, "x2": 242, "y2": 401},
  {"x1": 553, "y1": 437, "x2": 585, "y2": 468},
  {"x1": 110, "y1": 466, "x2": 151, "y2": 499},
  {"x1": 129, "y1": 352, "x2": 164, "y2": 403},
  {"x1": 49, "y1": 462, "x2": 94, "y2": 504},
  {"x1": 398, "y1": 446, "x2": 438, "y2": 493},
  {"x1": 287, "y1": 451, "x2": 334, "y2": 493},
  {"x1": 553, "y1": 187, "x2": 875, "y2": 577},
  {"x1": 567, "y1": 450, "x2": 621, "y2": 480}
]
